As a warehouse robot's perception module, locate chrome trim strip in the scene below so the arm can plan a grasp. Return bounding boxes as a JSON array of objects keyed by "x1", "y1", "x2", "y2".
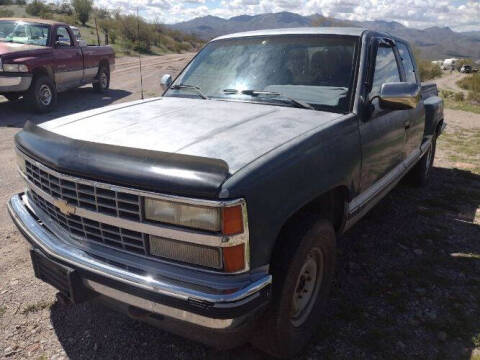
[
  {"x1": 8, "y1": 194, "x2": 272, "y2": 303},
  {"x1": 0, "y1": 76, "x2": 21, "y2": 86},
  {"x1": 346, "y1": 140, "x2": 431, "y2": 229},
  {"x1": 25, "y1": 193, "x2": 233, "y2": 276},
  {"x1": 22, "y1": 172, "x2": 245, "y2": 248},
  {"x1": 17, "y1": 151, "x2": 249, "y2": 248},
  {"x1": 84, "y1": 280, "x2": 243, "y2": 329}
]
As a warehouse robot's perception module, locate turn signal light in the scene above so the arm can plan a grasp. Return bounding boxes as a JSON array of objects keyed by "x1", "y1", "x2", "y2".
[
  {"x1": 222, "y1": 205, "x2": 243, "y2": 235},
  {"x1": 223, "y1": 244, "x2": 245, "y2": 273}
]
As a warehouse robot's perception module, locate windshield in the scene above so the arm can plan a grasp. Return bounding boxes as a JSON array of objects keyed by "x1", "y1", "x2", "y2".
[
  {"x1": 166, "y1": 35, "x2": 358, "y2": 112},
  {"x1": 0, "y1": 21, "x2": 50, "y2": 46}
]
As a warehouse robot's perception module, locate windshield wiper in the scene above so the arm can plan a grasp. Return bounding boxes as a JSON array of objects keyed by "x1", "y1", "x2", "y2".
[
  {"x1": 170, "y1": 84, "x2": 209, "y2": 100},
  {"x1": 223, "y1": 89, "x2": 315, "y2": 110}
]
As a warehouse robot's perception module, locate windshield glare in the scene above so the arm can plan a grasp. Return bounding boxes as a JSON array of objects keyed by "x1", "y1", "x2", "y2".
[
  {"x1": 167, "y1": 35, "x2": 358, "y2": 112},
  {"x1": 0, "y1": 21, "x2": 50, "y2": 46}
]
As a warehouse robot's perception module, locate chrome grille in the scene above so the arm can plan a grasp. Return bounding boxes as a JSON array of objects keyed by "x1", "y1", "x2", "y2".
[
  {"x1": 25, "y1": 159, "x2": 141, "y2": 221},
  {"x1": 28, "y1": 190, "x2": 148, "y2": 255}
]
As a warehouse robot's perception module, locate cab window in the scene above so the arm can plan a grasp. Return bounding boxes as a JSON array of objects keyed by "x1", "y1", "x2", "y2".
[
  {"x1": 397, "y1": 42, "x2": 417, "y2": 83},
  {"x1": 55, "y1": 26, "x2": 73, "y2": 47},
  {"x1": 370, "y1": 45, "x2": 401, "y2": 97}
]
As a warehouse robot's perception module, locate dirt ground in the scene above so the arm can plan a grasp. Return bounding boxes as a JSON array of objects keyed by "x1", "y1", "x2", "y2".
[
  {"x1": 435, "y1": 71, "x2": 469, "y2": 96},
  {"x1": 1, "y1": 56, "x2": 480, "y2": 360}
]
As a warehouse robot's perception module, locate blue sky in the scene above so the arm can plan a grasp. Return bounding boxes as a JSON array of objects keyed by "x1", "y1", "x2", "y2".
[{"x1": 96, "y1": 0, "x2": 480, "y2": 32}]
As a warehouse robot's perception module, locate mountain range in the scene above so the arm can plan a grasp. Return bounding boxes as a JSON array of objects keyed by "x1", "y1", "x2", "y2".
[{"x1": 169, "y1": 12, "x2": 480, "y2": 60}]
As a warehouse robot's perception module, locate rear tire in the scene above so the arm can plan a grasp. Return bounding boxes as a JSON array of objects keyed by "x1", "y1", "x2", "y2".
[
  {"x1": 26, "y1": 75, "x2": 57, "y2": 113},
  {"x1": 93, "y1": 64, "x2": 110, "y2": 93},
  {"x1": 252, "y1": 216, "x2": 336, "y2": 358},
  {"x1": 409, "y1": 135, "x2": 437, "y2": 187}
]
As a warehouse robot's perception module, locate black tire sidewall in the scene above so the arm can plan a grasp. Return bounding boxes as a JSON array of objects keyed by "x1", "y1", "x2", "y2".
[
  {"x1": 28, "y1": 75, "x2": 57, "y2": 113},
  {"x1": 94, "y1": 65, "x2": 110, "y2": 93},
  {"x1": 254, "y1": 217, "x2": 336, "y2": 358},
  {"x1": 410, "y1": 135, "x2": 437, "y2": 187}
]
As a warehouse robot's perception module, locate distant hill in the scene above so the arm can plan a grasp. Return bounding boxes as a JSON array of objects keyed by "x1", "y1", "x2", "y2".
[{"x1": 169, "y1": 12, "x2": 480, "y2": 60}]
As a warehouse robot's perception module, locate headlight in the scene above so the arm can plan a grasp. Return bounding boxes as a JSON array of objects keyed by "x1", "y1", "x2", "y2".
[
  {"x1": 145, "y1": 198, "x2": 247, "y2": 272},
  {"x1": 145, "y1": 198, "x2": 222, "y2": 232},
  {"x1": 3, "y1": 64, "x2": 29, "y2": 72},
  {"x1": 16, "y1": 152, "x2": 26, "y2": 174},
  {"x1": 145, "y1": 198, "x2": 245, "y2": 235}
]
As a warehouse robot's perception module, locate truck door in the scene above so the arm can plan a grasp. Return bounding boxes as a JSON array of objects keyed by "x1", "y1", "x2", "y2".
[
  {"x1": 53, "y1": 26, "x2": 83, "y2": 90},
  {"x1": 397, "y1": 41, "x2": 425, "y2": 157},
  {"x1": 358, "y1": 40, "x2": 409, "y2": 192}
]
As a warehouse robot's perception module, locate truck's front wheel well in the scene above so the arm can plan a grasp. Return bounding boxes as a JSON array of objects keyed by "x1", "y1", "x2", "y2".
[
  {"x1": 296, "y1": 186, "x2": 348, "y2": 233},
  {"x1": 31, "y1": 67, "x2": 54, "y2": 84},
  {"x1": 436, "y1": 119, "x2": 444, "y2": 136},
  {"x1": 98, "y1": 59, "x2": 110, "y2": 74},
  {"x1": 271, "y1": 186, "x2": 348, "y2": 264}
]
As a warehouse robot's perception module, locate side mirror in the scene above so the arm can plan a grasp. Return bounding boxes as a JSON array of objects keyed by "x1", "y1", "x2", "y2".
[
  {"x1": 379, "y1": 82, "x2": 421, "y2": 110},
  {"x1": 160, "y1": 74, "x2": 173, "y2": 92}
]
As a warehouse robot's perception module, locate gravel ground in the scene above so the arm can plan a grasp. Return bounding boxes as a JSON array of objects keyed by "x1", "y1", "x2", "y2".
[{"x1": 0, "y1": 60, "x2": 479, "y2": 360}]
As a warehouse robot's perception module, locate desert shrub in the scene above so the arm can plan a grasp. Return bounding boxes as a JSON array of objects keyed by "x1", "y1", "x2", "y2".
[
  {"x1": 26, "y1": 0, "x2": 49, "y2": 16},
  {"x1": 454, "y1": 92, "x2": 465, "y2": 102},
  {"x1": 457, "y1": 74, "x2": 480, "y2": 92},
  {"x1": 0, "y1": 8, "x2": 14, "y2": 17},
  {"x1": 418, "y1": 60, "x2": 442, "y2": 81},
  {"x1": 441, "y1": 90, "x2": 454, "y2": 99},
  {"x1": 72, "y1": 0, "x2": 93, "y2": 26}
]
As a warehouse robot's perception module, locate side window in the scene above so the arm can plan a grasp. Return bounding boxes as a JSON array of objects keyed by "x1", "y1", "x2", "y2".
[
  {"x1": 371, "y1": 45, "x2": 401, "y2": 97},
  {"x1": 55, "y1": 27, "x2": 73, "y2": 47},
  {"x1": 397, "y1": 43, "x2": 417, "y2": 83}
]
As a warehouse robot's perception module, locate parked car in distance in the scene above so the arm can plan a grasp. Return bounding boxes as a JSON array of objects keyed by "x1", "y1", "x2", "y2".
[
  {"x1": 460, "y1": 64, "x2": 472, "y2": 73},
  {"x1": 9, "y1": 28, "x2": 445, "y2": 358},
  {"x1": 0, "y1": 18, "x2": 115, "y2": 112}
]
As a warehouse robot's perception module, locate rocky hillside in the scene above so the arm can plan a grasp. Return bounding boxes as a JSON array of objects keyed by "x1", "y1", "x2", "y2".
[{"x1": 170, "y1": 11, "x2": 480, "y2": 60}]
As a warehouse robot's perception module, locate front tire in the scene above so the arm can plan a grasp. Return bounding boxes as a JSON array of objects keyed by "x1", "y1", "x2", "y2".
[
  {"x1": 252, "y1": 217, "x2": 336, "y2": 358},
  {"x1": 26, "y1": 75, "x2": 57, "y2": 113},
  {"x1": 93, "y1": 65, "x2": 110, "y2": 93}
]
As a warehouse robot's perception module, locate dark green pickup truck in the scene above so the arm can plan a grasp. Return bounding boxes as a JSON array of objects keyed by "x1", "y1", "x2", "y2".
[{"x1": 9, "y1": 27, "x2": 444, "y2": 358}]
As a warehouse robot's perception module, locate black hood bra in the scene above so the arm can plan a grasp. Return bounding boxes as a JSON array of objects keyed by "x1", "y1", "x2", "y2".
[{"x1": 15, "y1": 121, "x2": 230, "y2": 199}]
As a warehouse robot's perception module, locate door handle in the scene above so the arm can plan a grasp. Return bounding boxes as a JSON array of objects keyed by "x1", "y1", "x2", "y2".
[{"x1": 404, "y1": 121, "x2": 411, "y2": 129}]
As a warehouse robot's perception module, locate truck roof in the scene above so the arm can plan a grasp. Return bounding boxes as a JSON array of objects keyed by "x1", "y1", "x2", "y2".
[
  {"x1": 213, "y1": 27, "x2": 367, "y2": 41},
  {"x1": 0, "y1": 17, "x2": 66, "y2": 26}
]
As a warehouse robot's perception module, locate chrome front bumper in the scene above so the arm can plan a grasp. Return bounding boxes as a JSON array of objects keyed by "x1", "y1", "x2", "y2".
[
  {"x1": 8, "y1": 193, "x2": 271, "y2": 332},
  {"x1": 0, "y1": 74, "x2": 32, "y2": 92}
]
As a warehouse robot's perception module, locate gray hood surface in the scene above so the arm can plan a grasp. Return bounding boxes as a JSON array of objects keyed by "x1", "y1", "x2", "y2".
[{"x1": 41, "y1": 97, "x2": 342, "y2": 174}]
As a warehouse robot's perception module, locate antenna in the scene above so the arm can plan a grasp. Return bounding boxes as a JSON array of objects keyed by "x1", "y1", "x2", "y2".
[{"x1": 137, "y1": 8, "x2": 144, "y2": 100}]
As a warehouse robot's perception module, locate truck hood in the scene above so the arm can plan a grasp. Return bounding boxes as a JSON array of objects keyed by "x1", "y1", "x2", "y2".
[
  {"x1": 0, "y1": 42, "x2": 47, "y2": 56},
  {"x1": 41, "y1": 97, "x2": 342, "y2": 174}
]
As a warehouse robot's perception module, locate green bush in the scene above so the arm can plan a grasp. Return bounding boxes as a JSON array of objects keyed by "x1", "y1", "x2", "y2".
[
  {"x1": 72, "y1": 0, "x2": 93, "y2": 26},
  {"x1": 26, "y1": 0, "x2": 49, "y2": 16},
  {"x1": 457, "y1": 74, "x2": 480, "y2": 92},
  {"x1": 418, "y1": 60, "x2": 442, "y2": 81},
  {"x1": 454, "y1": 92, "x2": 465, "y2": 102},
  {"x1": 0, "y1": 8, "x2": 14, "y2": 17}
]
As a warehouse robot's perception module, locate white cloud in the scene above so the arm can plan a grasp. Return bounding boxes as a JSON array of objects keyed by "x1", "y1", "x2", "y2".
[{"x1": 96, "y1": 0, "x2": 480, "y2": 31}]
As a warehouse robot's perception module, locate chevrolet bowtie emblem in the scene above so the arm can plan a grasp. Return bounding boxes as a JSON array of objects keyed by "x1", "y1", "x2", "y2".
[{"x1": 53, "y1": 198, "x2": 76, "y2": 216}]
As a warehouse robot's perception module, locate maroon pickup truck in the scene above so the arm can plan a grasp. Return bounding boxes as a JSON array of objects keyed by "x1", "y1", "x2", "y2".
[{"x1": 0, "y1": 18, "x2": 115, "y2": 113}]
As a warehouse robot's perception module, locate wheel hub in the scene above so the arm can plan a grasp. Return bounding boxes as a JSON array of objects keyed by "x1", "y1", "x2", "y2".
[
  {"x1": 39, "y1": 84, "x2": 52, "y2": 106},
  {"x1": 290, "y1": 248, "x2": 324, "y2": 327},
  {"x1": 100, "y1": 72, "x2": 108, "y2": 88}
]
